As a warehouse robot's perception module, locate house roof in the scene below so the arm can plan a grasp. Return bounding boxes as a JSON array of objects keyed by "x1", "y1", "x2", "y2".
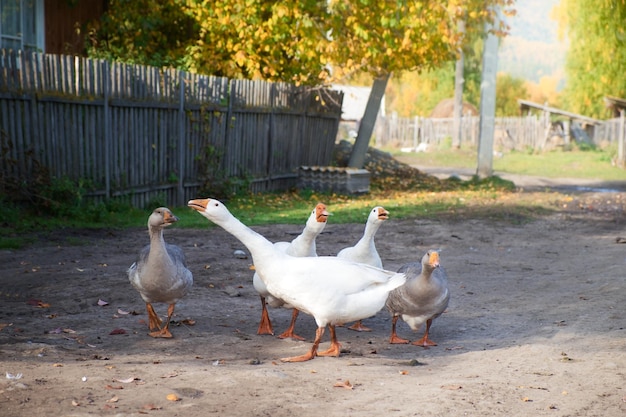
[
  {"x1": 517, "y1": 99, "x2": 602, "y2": 125},
  {"x1": 332, "y1": 84, "x2": 385, "y2": 121}
]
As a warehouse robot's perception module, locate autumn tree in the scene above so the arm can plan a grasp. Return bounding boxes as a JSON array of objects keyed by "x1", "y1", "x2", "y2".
[
  {"x1": 85, "y1": 0, "x2": 196, "y2": 69},
  {"x1": 325, "y1": 0, "x2": 512, "y2": 167},
  {"x1": 558, "y1": 0, "x2": 626, "y2": 118},
  {"x1": 182, "y1": 1, "x2": 331, "y2": 84}
]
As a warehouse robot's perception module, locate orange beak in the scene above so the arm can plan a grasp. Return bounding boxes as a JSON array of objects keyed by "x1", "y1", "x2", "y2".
[
  {"x1": 378, "y1": 207, "x2": 389, "y2": 221},
  {"x1": 316, "y1": 203, "x2": 330, "y2": 223},
  {"x1": 188, "y1": 198, "x2": 209, "y2": 212},
  {"x1": 429, "y1": 251, "x2": 440, "y2": 268},
  {"x1": 163, "y1": 209, "x2": 179, "y2": 224}
]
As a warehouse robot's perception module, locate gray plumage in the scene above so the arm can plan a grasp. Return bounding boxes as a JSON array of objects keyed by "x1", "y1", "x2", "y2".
[
  {"x1": 385, "y1": 250, "x2": 449, "y2": 346},
  {"x1": 128, "y1": 207, "x2": 193, "y2": 337}
]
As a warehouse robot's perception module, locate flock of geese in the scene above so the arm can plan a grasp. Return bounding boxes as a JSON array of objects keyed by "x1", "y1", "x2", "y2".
[{"x1": 128, "y1": 199, "x2": 450, "y2": 362}]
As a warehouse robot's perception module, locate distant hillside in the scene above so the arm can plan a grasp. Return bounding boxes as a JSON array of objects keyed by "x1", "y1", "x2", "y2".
[{"x1": 498, "y1": 0, "x2": 566, "y2": 86}]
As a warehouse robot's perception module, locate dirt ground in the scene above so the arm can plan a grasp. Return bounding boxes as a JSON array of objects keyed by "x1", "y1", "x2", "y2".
[{"x1": 1, "y1": 178, "x2": 625, "y2": 416}]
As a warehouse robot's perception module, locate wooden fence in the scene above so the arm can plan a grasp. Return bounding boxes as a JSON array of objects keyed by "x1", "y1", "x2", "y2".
[
  {"x1": 372, "y1": 113, "x2": 626, "y2": 158},
  {"x1": 0, "y1": 49, "x2": 343, "y2": 207}
]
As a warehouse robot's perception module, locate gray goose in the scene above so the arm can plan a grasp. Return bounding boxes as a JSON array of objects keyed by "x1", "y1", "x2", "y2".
[
  {"x1": 336, "y1": 206, "x2": 389, "y2": 332},
  {"x1": 128, "y1": 207, "x2": 193, "y2": 338},
  {"x1": 385, "y1": 250, "x2": 449, "y2": 346}
]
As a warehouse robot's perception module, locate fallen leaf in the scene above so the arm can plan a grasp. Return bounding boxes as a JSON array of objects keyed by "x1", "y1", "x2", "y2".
[
  {"x1": 166, "y1": 393, "x2": 181, "y2": 402},
  {"x1": 52, "y1": 363, "x2": 63, "y2": 367},
  {"x1": 0, "y1": 323, "x2": 13, "y2": 331},
  {"x1": 522, "y1": 397, "x2": 533, "y2": 402},
  {"x1": 107, "y1": 395, "x2": 119, "y2": 403},
  {"x1": 441, "y1": 385, "x2": 463, "y2": 390},
  {"x1": 399, "y1": 370, "x2": 409, "y2": 375},
  {"x1": 116, "y1": 377, "x2": 139, "y2": 383},
  {"x1": 63, "y1": 328, "x2": 76, "y2": 334},
  {"x1": 160, "y1": 372, "x2": 179, "y2": 378},
  {"x1": 98, "y1": 299, "x2": 109, "y2": 306},
  {"x1": 37, "y1": 301, "x2": 51, "y2": 308},
  {"x1": 181, "y1": 318, "x2": 196, "y2": 326},
  {"x1": 105, "y1": 384, "x2": 124, "y2": 390},
  {"x1": 46, "y1": 327, "x2": 62, "y2": 334},
  {"x1": 333, "y1": 380, "x2": 353, "y2": 390},
  {"x1": 117, "y1": 308, "x2": 130, "y2": 315},
  {"x1": 109, "y1": 328, "x2": 126, "y2": 335},
  {"x1": 142, "y1": 404, "x2": 162, "y2": 410},
  {"x1": 71, "y1": 400, "x2": 80, "y2": 406}
]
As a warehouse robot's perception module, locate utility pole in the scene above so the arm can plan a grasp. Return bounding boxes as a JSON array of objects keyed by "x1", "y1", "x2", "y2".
[{"x1": 476, "y1": 13, "x2": 500, "y2": 178}]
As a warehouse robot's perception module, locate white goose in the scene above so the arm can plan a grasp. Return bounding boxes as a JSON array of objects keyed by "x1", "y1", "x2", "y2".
[
  {"x1": 385, "y1": 250, "x2": 449, "y2": 346},
  {"x1": 128, "y1": 207, "x2": 193, "y2": 338},
  {"x1": 188, "y1": 198, "x2": 406, "y2": 362},
  {"x1": 337, "y1": 206, "x2": 389, "y2": 332},
  {"x1": 253, "y1": 203, "x2": 329, "y2": 340}
]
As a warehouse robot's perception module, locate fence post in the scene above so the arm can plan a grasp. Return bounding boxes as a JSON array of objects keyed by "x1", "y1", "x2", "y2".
[
  {"x1": 177, "y1": 70, "x2": 186, "y2": 206},
  {"x1": 412, "y1": 116, "x2": 419, "y2": 149},
  {"x1": 619, "y1": 110, "x2": 625, "y2": 167},
  {"x1": 103, "y1": 60, "x2": 111, "y2": 200}
]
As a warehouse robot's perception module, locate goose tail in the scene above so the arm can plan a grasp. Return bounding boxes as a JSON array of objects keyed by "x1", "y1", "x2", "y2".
[{"x1": 386, "y1": 272, "x2": 406, "y2": 291}]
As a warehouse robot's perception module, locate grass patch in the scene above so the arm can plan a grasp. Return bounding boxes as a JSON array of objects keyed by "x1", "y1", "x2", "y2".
[
  {"x1": 5, "y1": 146, "x2": 614, "y2": 249},
  {"x1": 392, "y1": 145, "x2": 625, "y2": 181}
]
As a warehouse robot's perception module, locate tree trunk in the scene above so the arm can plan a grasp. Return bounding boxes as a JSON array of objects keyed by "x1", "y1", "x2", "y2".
[
  {"x1": 348, "y1": 73, "x2": 390, "y2": 169},
  {"x1": 452, "y1": 20, "x2": 466, "y2": 149}
]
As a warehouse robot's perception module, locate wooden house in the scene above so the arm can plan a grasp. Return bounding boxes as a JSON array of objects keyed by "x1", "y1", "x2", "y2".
[{"x1": 0, "y1": 0, "x2": 106, "y2": 55}]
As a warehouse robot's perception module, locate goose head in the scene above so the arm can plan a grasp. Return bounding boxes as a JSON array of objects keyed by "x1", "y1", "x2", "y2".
[
  {"x1": 314, "y1": 203, "x2": 330, "y2": 223},
  {"x1": 423, "y1": 250, "x2": 440, "y2": 273},
  {"x1": 373, "y1": 206, "x2": 389, "y2": 222},
  {"x1": 187, "y1": 198, "x2": 227, "y2": 222},
  {"x1": 149, "y1": 207, "x2": 179, "y2": 228}
]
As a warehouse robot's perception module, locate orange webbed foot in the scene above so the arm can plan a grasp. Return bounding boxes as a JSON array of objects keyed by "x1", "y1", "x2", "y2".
[
  {"x1": 389, "y1": 335, "x2": 410, "y2": 344},
  {"x1": 149, "y1": 327, "x2": 173, "y2": 338},
  {"x1": 347, "y1": 321, "x2": 372, "y2": 332}
]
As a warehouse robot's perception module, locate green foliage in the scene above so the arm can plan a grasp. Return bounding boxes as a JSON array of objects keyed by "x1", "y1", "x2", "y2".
[
  {"x1": 495, "y1": 73, "x2": 529, "y2": 116},
  {"x1": 85, "y1": 0, "x2": 196, "y2": 69},
  {"x1": 560, "y1": 0, "x2": 626, "y2": 118},
  {"x1": 0, "y1": 133, "x2": 93, "y2": 218},
  {"x1": 196, "y1": 144, "x2": 251, "y2": 201}
]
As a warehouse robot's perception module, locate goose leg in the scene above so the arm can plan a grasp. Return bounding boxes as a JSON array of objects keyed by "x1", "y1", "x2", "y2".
[
  {"x1": 412, "y1": 318, "x2": 437, "y2": 346},
  {"x1": 347, "y1": 320, "x2": 372, "y2": 332},
  {"x1": 256, "y1": 296, "x2": 274, "y2": 335},
  {"x1": 389, "y1": 315, "x2": 410, "y2": 344},
  {"x1": 281, "y1": 326, "x2": 325, "y2": 362},
  {"x1": 149, "y1": 303, "x2": 175, "y2": 338},
  {"x1": 145, "y1": 302, "x2": 163, "y2": 331},
  {"x1": 277, "y1": 309, "x2": 305, "y2": 340},
  {"x1": 317, "y1": 325, "x2": 341, "y2": 357}
]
